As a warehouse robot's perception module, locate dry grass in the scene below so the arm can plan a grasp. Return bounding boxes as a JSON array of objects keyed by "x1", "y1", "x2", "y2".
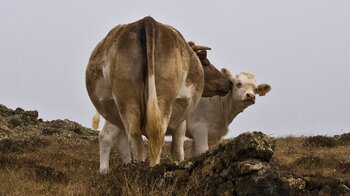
[
  {"x1": 0, "y1": 138, "x2": 100, "y2": 196},
  {"x1": 271, "y1": 135, "x2": 350, "y2": 179},
  {"x1": 1, "y1": 104, "x2": 349, "y2": 195},
  {"x1": 2, "y1": 134, "x2": 349, "y2": 195}
]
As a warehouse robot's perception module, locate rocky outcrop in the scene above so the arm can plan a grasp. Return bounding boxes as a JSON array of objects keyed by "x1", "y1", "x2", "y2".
[
  {"x1": 96, "y1": 131, "x2": 349, "y2": 195},
  {"x1": 181, "y1": 132, "x2": 288, "y2": 195},
  {"x1": 0, "y1": 104, "x2": 97, "y2": 140}
]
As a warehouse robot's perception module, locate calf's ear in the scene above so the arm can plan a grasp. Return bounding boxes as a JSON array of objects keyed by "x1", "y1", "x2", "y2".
[
  {"x1": 221, "y1": 68, "x2": 234, "y2": 79},
  {"x1": 257, "y1": 84, "x2": 271, "y2": 96}
]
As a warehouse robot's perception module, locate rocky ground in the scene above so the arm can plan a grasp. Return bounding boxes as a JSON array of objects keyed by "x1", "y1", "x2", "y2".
[{"x1": 0, "y1": 104, "x2": 349, "y2": 195}]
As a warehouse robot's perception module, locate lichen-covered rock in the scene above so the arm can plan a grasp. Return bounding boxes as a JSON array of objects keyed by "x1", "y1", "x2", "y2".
[
  {"x1": 8, "y1": 116, "x2": 24, "y2": 127},
  {"x1": 3, "y1": 106, "x2": 39, "y2": 128},
  {"x1": 180, "y1": 132, "x2": 289, "y2": 195},
  {"x1": 0, "y1": 104, "x2": 97, "y2": 141},
  {"x1": 233, "y1": 131, "x2": 276, "y2": 162},
  {"x1": 231, "y1": 159, "x2": 266, "y2": 177},
  {"x1": 184, "y1": 132, "x2": 276, "y2": 171},
  {"x1": 0, "y1": 104, "x2": 16, "y2": 116},
  {"x1": 284, "y1": 177, "x2": 306, "y2": 190},
  {"x1": 94, "y1": 132, "x2": 288, "y2": 195},
  {"x1": 235, "y1": 163, "x2": 290, "y2": 196},
  {"x1": 302, "y1": 175, "x2": 350, "y2": 195}
]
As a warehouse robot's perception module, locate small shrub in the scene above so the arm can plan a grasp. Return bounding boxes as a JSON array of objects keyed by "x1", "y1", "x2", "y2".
[
  {"x1": 32, "y1": 164, "x2": 69, "y2": 183},
  {"x1": 336, "y1": 132, "x2": 350, "y2": 146},
  {"x1": 304, "y1": 136, "x2": 336, "y2": 148}
]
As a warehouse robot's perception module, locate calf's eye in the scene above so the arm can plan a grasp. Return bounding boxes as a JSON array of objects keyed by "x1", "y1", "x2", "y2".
[{"x1": 236, "y1": 82, "x2": 242, "y2": 88}]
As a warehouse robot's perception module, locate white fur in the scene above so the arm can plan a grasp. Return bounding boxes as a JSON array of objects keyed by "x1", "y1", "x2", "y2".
[
  {"x1": 170, "y1": 120, "x2": 186, "y2": 161},
  {"x1": 97, "y1": 118, "x2": 187, "y2": 170},
  {"x1": 98, "y1": 120, "x2": 131, "y2": 173},
  {"x1": 177, "y1": 83, "x2": 194, "y2": 100},
  {"x1": 184, "y1": 72, "x2": 271, "y2": 157}
]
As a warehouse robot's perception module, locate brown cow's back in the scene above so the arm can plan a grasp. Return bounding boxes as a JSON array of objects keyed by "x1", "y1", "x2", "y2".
[{"x1": 86, "y1": 17, "x2": 204, "y2": 166}]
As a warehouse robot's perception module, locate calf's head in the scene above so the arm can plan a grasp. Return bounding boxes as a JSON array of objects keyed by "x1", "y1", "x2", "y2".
[
  {"x1": 189, "y1": 42, "x2": 232, "y2": 97},
  {"x1": 221, "y1": 68, "x2": 271, "y2": 106}
]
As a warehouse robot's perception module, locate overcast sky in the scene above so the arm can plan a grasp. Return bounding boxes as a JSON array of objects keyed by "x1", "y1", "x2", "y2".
[{"x1": 1, "y1": 1, "x2": 349, "y2": 137}]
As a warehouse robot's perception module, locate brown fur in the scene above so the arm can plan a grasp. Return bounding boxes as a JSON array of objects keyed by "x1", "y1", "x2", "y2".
[
  {"x1": 143, "y1": 17, "x2": 164, "y2": 166},
  {"x1": 86, "y1": 16, "x2": 231, "y2": 166},
  {"x1": 189, "y1": 43, "x2": 232, "y2": 97}
]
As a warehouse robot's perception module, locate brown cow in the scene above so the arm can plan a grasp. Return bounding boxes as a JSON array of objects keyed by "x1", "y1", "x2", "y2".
[{"x1": 86, "y1": 16, "x2": 231, "y2": 172}]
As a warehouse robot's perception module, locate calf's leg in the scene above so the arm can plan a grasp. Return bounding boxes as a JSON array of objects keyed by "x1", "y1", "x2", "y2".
[
  {"x1": 99, "y1": 121, "x2": 118, "y2": 174},
  {"x1": 115, "y1": 127, "x2": 133, "y2": 163},
  {"x1": 190, "y1": 128, "x2": 209, "y2": 157},
  {"x1": 171, "y1": 120, "x2": 186, "y2": 161}
]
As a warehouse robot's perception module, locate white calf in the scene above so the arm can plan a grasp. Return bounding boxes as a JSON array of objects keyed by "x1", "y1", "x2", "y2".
[{"x1": 185, "y1": 69, "x2": 271, "y2": 156}]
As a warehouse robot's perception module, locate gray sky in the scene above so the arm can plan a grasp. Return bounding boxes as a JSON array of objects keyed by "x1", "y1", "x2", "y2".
[{"x1": 1, "y1": 1, "x2": 349, "y2": 137}]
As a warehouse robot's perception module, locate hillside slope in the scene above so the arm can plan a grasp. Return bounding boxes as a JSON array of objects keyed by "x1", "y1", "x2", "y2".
[{"x1": 0, "y1": 104, "x2": 349, "y2": 195}]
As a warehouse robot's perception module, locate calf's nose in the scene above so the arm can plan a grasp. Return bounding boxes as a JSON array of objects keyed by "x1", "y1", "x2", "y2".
[{"x1": 246, "y1": 93, "x2": 255, "y2": 100}]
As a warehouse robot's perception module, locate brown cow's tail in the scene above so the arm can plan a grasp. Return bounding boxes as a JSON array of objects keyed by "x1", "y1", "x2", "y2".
[
  {"x1": 143, "y1": 16, "x2": 164, "y2": 166},
  {"x1": 92, "y1": 111, "x2": 100, "y2": 130}
]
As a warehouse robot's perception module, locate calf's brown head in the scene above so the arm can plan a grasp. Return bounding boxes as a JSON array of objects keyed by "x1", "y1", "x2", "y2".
[{"x1": 189, "y1": 42, "x2": 232, "y2": 97}]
